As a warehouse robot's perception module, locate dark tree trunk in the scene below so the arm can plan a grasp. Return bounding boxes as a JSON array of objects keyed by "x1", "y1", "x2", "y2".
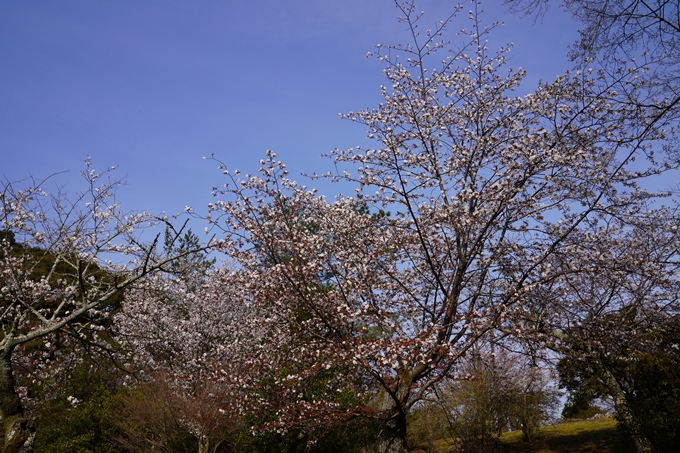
[
  {"x1": 0, "y1": 350, "x2": 34, "y2": 453},
  {"x1": 597, "y1": 363, "x2": 654, "y2": 453},
  {"x1": 376, "y1": 382, "x2": 410, "y2": 453}
]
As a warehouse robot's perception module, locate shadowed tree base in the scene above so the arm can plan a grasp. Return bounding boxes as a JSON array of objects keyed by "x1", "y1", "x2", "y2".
[
  {"x1": 1, "y1": 352, "x2": 34, "y2": 453},
  {"x1": 376, "y1": 383, "x2": 410, "y2": 453},
  {"x1": 2, "y1": 415, "x2": 34, "y2": 453}
]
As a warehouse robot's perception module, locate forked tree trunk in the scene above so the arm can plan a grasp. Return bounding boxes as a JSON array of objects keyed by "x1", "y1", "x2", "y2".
[
  {"x1": 597, "y1": 362, "x2": 654, "y2": 453},
  {"x1": 376, "y1": 382, "x2": 410, "y2": 453},
  {"x1": 0, "y1": 350, "x2": 34, "y2": 453}
]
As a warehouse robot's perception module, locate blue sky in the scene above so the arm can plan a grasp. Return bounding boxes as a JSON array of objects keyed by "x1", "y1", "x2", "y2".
[{"x1": 1, "y1": 0, "x2": 580, "y2": 225}]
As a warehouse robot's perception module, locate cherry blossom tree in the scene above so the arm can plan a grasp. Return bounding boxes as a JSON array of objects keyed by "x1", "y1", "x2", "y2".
[
  {"x1": 521, "y1": 207, "x2": 680, "y2": 452},
  {"x1": 506, "y1": 0, "x2": 680, "y2": 134},
  {"x1": 117, "y1": 259, "x2": 378, "y2": 452},
  {"x1": 112, "y1": 372, "x2": 238, "y2": 453},
  {"x1": 0, "y1": 159, "x2": 208, "y2": 453},
  {"x1": 115, "y1": 265, "x2": 261, "y2": 453},
  {"x1": 195, "y1": 1, "x2": 680, "y2": 451},
  {"x1": 507, "y1": 0, "x2": 680, "y2": 66}
]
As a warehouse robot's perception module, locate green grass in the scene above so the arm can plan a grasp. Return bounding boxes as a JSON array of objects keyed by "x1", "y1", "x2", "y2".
[
  {"x1": 502, "y1": 419, "x2": 634, "y2": 453},
  {"x1": 412, "y1": 419, "x2": 635, "y2": 453}
]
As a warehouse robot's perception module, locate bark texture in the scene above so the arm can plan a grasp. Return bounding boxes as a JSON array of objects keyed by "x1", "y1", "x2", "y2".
[
  {"x1": 376, "y1": 382, "x2": 410, "y2": 453},
  {"x1": 0, "y1": 352, "x2": 33, "y2": 453},
  {"x1": 597, "y1": 362, "x2": 654, "y2": 453}
]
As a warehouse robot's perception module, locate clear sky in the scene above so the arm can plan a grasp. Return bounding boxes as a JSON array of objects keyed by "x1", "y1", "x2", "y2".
[{"x1": 1, "y1": 0, "x2": 580, "y2": 225}]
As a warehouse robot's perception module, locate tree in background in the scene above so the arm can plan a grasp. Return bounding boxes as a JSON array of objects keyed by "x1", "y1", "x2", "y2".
[
  {"x1": 115, "y1": 265, "x2": 250, "y2": 453},
  {"x1": 524, "y1": 208, "x2": 680, "y2": 453},
  {"x1": 162, "y1": 228, "x2": 215, "y2": 281},
  {"x1": 406, "y1": 398, "x2": 449, "y2": 453},
  {"x1": 0, "y1": 158, "x2": 208, "y2": 453},
  {"x1": 116, "y1": 259, "x2": 378, "y2": 453},
  {"x1": 112, "y1": 373, "x2": 236, "y2": 453},
  {"x1": 558, "y1": 318, "x2": 680, "y2": 452},
  {"x1": 506, "y1": 360, "x2": 559, "y2": 442},
  {"x1": 503, "y1": 2, "x2": 680, "y2": 450},
  {"x1": 417, "y1": 348, "x2": 558, "y2": 453},
  {"x1": 506, "y1": 0, "x2": 680, "y2": 136}
]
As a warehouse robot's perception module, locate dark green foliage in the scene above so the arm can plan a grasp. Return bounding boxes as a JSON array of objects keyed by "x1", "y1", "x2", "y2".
[
  {"x1": 0, "y1": 230, "x2": 16, "y2": 246},
  {"x1": 353, "y1": 196, "x2": 390, "y2": 220},
  {"x1": 558, "y1": 317, "x2": 680, "y2": 452},
  {"x1": 33, "y1": 359, "x2": 124, "y2": 453},
  {"x1": 628, "y1": 366, "x2": 680, "y2": 450},
  {"x1": 34, "y1": 387, "x2": 121, "y2": 453},
  {"x1": 312, "y1": 418, "x2": 378, "y2": 453},
  {"x1": 618, "y1": 327, "x2": 680, "y2": 452},
  {"x1": 561, "y1": 401, "x2": 605, "y2": 421},
  {"x1": 163, "y1": 228, "x2": 215, "y2": 279},
  {"x1": 558, "y1": 358, "x2": 609, "y2": 420}
]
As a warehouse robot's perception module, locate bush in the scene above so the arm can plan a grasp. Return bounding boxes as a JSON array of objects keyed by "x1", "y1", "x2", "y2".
[{"x1": 34, "y1": 386, "x2": 121, "y2": 453}]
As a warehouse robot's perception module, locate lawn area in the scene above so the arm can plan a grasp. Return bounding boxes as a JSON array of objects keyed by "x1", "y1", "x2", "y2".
[
  {"x1": 412, "y1": 418, "x2": 635, "y2": 453},
  {"x1": 501, "y1": 419, "x2": 634, "y2": 453}
]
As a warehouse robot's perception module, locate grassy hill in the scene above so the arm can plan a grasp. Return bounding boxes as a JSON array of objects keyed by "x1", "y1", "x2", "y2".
[{"x1": 412, "y1": 418, "x2": 635, "y2": 453}]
